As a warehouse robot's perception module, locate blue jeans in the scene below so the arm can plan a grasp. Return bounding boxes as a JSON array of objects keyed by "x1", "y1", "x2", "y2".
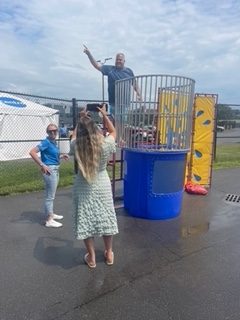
[{"x1": 42, "y1": 165, "x2": 59, "y2": 217}]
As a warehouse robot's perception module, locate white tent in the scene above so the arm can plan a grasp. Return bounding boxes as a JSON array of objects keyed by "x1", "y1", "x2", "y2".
[{"x1": 0, "y1": 93, "x2": 59, "y2": 161}]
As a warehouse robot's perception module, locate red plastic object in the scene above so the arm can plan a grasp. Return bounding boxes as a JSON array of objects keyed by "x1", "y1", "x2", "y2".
[{"x1": 185, "y1": 182, "x2": 208, "y2": 195}]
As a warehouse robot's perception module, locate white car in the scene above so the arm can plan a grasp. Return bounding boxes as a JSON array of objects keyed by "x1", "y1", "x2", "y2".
[{"x1": 217, "y1": 125, "x2": 225, "y2": 132}]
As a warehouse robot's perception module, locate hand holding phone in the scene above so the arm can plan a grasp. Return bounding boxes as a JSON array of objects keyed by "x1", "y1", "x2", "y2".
[
  {"x1": 86, "y1": 103, "x2": 108, "y2": 112},
  {"x1": 97, "y1": 104, "x2": 108, "y2": 117}
]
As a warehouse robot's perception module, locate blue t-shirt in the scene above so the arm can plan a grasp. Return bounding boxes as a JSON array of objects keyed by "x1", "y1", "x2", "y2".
[
  {"x1": 101, "y1": 65, "x2": 134, "y2": 105},
  {"x1": 37, "y1": 138, "x2": 60, "y2": 165}
]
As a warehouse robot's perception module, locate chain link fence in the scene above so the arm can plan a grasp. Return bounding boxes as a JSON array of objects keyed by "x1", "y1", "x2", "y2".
[
  {"x1": 0, "y1": 90, "x2": 116, "y2": 195},
  {"x1": 2, "y1": 89, "x2": 238, "y2": 196}
]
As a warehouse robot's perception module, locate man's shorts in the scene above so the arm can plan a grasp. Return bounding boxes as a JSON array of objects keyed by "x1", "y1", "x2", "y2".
[
  {"x1": 108, "y1": 104, "x2": 115, "y2": 118},
  {"x1": 109, "y1": 104, "x2": 129, "y2": 124}
]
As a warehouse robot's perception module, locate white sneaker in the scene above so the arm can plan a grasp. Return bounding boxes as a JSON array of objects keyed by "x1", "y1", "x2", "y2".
[
  {"x1": 52, "y1": 213, "x2": 64, "y2": 220},
  {"x1": 45, "y1": 219, "x2": 63, "y2": 228}
]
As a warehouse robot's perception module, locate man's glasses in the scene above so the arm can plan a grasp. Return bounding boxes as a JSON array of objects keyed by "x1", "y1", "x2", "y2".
[{"x1": 48, "y1": 130, "x2": 58, "y2": 134}]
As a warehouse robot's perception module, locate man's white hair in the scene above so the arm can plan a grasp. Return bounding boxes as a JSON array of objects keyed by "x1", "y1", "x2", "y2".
[{"x1": 116, "y1": 53, "x2": 125, "y2": 59}]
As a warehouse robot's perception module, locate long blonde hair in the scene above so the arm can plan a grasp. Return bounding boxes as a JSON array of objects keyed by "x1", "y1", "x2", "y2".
[{"x1": 75, "y1": 116, "x2": 103, "y2": 183}]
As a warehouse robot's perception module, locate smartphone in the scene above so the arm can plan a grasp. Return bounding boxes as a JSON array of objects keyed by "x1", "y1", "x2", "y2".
[
  {"x1": 86, "y1": 103, "x2": 108, "y2": 112},
  {"x1": 86, "y1": 103, "x2": 100, "y2": 112}
]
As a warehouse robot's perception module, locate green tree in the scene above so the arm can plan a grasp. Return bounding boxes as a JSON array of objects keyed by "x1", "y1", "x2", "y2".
[
  {"x1": 216, "y1": 104, "x2": 234, "y2": 120},
  {"x1": 232, "y1": 109, "x2": 240, "y2": 119}
]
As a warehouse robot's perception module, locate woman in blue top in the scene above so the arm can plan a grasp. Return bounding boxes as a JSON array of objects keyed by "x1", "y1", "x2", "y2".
[{"x1": 30, "y1": 123, "x2": 69, "y2": 228}]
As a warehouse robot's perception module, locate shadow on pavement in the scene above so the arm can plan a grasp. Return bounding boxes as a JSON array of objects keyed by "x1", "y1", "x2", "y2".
[
  {"x1": 33, "y1": 237, "x2": 85, "y2": 269},
  {"x1": 11, "y1": 210, "x2": 43, "y2": 225}
]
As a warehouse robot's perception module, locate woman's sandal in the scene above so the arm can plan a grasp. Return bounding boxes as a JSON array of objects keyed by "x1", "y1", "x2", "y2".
[
  {"x1": 84, "y1": 253, "x2": 96, "y2": 269},
  {"x1": 104, "y1": 250, "x2": 114, "y2": 266}
]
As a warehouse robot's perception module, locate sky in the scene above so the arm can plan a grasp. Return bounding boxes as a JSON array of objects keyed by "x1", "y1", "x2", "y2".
[{"x1": 0, "y1": 0, "x2": 240, "y2": 105}]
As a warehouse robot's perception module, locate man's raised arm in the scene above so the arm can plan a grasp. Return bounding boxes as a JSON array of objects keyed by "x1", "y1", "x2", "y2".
[{"x1": 83, "y1": 45, "x2": 101, "y2": 71}]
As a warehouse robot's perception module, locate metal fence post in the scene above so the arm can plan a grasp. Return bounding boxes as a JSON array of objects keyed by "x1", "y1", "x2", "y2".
[
  {"x1": 72, "y1": 98, "x2": 78, "y2": 173},
  {"x1": 72, "y1": 98, "x2": 77, "y2": 128}
]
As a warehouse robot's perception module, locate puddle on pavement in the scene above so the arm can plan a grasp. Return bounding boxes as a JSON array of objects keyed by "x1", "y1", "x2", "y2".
[
  {"x1": 181, "y1": 222, "x2": 210, "y2": 238},
  {"x1": 180, "y1": 204, "x2": 240, "y2": 239}
]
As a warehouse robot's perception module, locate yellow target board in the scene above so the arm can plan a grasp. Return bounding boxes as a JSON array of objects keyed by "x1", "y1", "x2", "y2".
[
  {"x1": 188, "y1": 94, "x2": 217, "y2": 186},
  {"x1": 157, "y1": 90, "x2": 190, "y2": 147}
]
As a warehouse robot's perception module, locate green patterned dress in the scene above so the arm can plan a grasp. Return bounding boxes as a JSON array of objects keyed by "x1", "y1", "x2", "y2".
[{"x1": 71, "y1": 135, "x2": 119, "y2": 240}]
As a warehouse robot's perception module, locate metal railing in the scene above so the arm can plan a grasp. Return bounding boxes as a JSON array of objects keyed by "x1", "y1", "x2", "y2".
[{"x1": 115, "y1": 74, "x2": 195, "y2": 151}]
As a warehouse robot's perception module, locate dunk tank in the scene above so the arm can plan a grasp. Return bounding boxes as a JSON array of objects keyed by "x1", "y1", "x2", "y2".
[{"x1": 115, "y1": 75, "x2": 195, "y2": 219}]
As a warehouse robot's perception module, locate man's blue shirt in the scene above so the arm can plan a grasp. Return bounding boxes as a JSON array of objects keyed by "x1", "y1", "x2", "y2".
[
  {"x1": 37, "y1": 138, "x2": 60, "y2": 165},
  {"x1": 101, "y1": 65, "x2": 134, "y2": 105}
]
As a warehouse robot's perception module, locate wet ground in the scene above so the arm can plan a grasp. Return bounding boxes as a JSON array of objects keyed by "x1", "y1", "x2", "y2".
[{"x1": 0, "y1": 168, "x2": 240, "y2": 320}]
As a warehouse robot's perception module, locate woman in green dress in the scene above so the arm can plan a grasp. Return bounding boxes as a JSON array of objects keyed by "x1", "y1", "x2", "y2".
[{"x1": 70, "y1": 105, "x2": 118, "y2": 268}]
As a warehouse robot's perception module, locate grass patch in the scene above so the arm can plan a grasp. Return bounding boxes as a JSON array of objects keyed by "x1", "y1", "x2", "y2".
[
  {"x1": 0, "y1": 158, "x2": 122, "y2": 196},
  {"x1": 213, "y1": 144, "x2": 240, "y2": 170}
]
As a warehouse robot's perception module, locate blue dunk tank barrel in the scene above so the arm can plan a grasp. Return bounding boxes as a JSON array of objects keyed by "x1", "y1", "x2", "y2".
[{"x1": 115, "y1": 75, "x2": 195, "y2": 219}]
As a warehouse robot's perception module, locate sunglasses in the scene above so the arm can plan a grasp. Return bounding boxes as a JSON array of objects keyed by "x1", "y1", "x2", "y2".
[{"x1": 48, "y1": 129, "x2": 58, "y2": 133}]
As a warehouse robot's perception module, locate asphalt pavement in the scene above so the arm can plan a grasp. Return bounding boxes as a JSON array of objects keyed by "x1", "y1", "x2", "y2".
[
  {"x1": 216, "y1": 127, "x2": 240, "y2": 145},
  {"x1": 0, "y1": 168, "x2": 240, "y2": 320}
]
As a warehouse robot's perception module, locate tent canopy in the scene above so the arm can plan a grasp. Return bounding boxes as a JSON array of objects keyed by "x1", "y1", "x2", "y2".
[
  {"x1": 0, "y1": 93, "x2": 59, "y2": 161},
  {"x1": 0, "y1": 93, "x2": 58, "y2": 116}
]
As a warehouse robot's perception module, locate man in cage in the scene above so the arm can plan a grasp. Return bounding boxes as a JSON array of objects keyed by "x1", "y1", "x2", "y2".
[{"x1": 83, "y1": 45, "x2": 142, "y2": 120}]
